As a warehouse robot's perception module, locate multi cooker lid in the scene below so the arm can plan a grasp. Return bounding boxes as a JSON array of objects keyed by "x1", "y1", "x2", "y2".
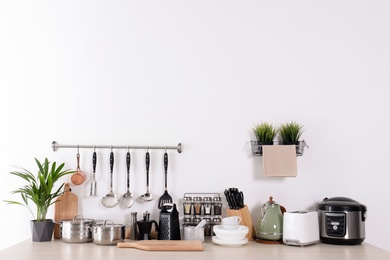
[{"x1": 317, "y1": 197, "x2": 367, "y2": 212}]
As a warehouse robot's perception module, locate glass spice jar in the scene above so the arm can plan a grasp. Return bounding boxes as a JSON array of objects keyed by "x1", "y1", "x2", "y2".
[
  {"x1": 203, "y1": 217, "x2": 212, "y2": 236},
  {"x1": 212, "y1": 217, "x2": 222, "y2": 236},
  {"x1": 193, "y1": 197, "x2": 202, "y2": 215},
  {"x1": 203, "y1": 197, "x2": 212, "y2": 215},
  {"x1": 192, "y1": 217, "x2": 201, "y2": 227},
  {"x1": 183, "y1": 217, "x2": 192, "y2": 227},
  {"x1": 212, "y1": 196, "x2": 222, "y2": 216},
  {"x1": 183, "y1": 196, "x2": 192, "y2": 216}
]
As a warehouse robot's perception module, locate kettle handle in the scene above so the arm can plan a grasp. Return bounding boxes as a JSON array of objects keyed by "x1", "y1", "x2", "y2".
[{"x1": 280, "y1": 206, "x2": 286, "y2": 214}]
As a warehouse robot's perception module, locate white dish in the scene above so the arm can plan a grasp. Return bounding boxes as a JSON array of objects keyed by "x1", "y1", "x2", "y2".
[
  {"x1": 212, "y1": 236, "x2": 248, "y2": 247},
  {"x1": 213, "y1": 224, "x2": 249, "y2": 241}
]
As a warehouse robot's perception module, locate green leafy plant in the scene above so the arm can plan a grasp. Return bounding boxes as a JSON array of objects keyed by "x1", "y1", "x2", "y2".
[
  {"x1": 279, "y1": 121, "x2": 304, "y2": 143},
  {"x1": 253, "y1": 122, "x2": 278, "y2": 143},
  {"x1": 4, "y1": 158, "x2": 74, "y2": 221}
]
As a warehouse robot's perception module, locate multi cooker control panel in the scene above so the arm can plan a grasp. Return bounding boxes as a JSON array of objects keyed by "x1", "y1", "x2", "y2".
[{"x1": 325, "y1": 212, "x2": 346, "y2": 237}]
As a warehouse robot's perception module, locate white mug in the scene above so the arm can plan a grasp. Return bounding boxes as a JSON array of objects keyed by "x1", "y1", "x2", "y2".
[{"x1": 222, "y1": 216, "x2": 241, "y2": 225}]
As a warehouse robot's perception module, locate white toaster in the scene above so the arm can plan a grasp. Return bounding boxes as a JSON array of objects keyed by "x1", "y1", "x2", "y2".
[{"x1": 283, "y1": 211, "x2": 319, "y2": 246}]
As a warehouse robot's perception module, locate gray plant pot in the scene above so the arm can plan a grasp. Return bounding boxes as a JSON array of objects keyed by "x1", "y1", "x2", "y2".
[{"x1": 30, "y1": 219, "x2": 54, "y2": 242}]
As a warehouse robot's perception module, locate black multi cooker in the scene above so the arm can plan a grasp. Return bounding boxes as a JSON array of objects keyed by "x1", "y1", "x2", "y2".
[{"x1": 317, "y1": 197, "x2": 367, "y2": 245}]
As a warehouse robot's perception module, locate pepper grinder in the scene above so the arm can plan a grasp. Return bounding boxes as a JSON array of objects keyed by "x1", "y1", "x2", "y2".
[{"x1": 129, "y1": 212, "x2": 138, "y2": 240}]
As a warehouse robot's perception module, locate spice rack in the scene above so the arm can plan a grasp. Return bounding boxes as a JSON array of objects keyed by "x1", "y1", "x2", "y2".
[
  {"x1": 250, "y1": 140, "x2": 309, "y2": 156},
  {"x1": 181, "y1": 192, "x2": 222, "y2": 237}
]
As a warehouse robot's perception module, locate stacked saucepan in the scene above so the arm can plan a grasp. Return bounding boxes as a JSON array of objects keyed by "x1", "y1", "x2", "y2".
[{"x1": 59, "y1": 216, "x2": 125, "y2": 245}]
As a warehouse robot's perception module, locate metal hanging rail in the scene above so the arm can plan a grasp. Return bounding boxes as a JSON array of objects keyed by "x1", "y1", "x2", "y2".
[{"x1": 51, "y1": 141, "x2": 182, "y2": 153}]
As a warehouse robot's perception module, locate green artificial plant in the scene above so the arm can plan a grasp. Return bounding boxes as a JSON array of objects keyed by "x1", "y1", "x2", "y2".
[
  {"x1": 279, "y1": 121, "x2": 304, "y2": 143},
  {"x1": 253, "y1": 122, "x2": 278, "y2": 143},
  {"x1": 4, "y1": 158, "x2": 74, "y2": 221}
]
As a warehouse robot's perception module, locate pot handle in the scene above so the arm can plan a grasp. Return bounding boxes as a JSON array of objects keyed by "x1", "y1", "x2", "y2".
[
  {"x1": 73, "y1": 215, "x2": 83, "y2": 222},
  {"x1": 103, "y1": 220, "x2": 115, "y2": 226}
]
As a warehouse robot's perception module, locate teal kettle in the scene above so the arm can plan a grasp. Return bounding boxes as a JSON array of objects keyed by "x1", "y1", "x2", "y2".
[{"x1": 256, "y1": 196, "x2": 286, "y2": 241}]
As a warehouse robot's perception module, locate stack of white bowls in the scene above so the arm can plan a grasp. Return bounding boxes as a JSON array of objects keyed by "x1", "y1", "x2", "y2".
[{"x1": 212, "y1": 216, "x2": 249, "y2": 246}]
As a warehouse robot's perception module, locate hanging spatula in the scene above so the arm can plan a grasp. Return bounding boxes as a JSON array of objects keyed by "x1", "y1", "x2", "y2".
[{"x1": 158, "y1": 151, "x2": 173, "y2": 209}]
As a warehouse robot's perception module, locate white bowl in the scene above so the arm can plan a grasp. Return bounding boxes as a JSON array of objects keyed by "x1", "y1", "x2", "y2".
[{"x1": 213, "y1": 225, "x2": 249, "y2": 241}]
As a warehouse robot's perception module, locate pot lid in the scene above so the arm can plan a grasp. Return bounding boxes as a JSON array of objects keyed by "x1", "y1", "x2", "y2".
[
  {"x1": 316, "y1": 197, "x2": 367, "y2": 212},
  {"x1": 94, "y1": 220, "x2": 124, "y2": 228}
]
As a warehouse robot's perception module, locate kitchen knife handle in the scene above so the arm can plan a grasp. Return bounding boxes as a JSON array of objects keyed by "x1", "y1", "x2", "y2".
[{"x1": 224, "y1": 190, "x2": 233, "y2": 209}]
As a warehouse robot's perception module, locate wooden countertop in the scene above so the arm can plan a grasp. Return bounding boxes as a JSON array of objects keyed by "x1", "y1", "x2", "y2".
[{"x1": 0, "y1": 239, "x2": 389, "y2": 260}]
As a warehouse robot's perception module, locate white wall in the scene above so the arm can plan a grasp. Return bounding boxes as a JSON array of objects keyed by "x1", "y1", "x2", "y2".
[{"x1": 1, "y1": 0, "x2": 389, "y2": 252}]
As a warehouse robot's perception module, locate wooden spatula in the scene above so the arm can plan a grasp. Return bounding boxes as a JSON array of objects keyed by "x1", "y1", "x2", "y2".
[
  {"x1": 53, "y1": 183, "x2": 78, "y2": 239},
  {"x1": 117, "y1": 240, "x2": 204, "y2": 251}
]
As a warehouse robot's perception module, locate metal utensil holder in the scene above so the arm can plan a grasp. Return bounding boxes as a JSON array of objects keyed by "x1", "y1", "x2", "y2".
[
  {"x1": 52, "y1": 141, "x2": 182, "y2": 153},
  {"x1": 251, "y1": 140, "x2": 309, "y2": 156}
]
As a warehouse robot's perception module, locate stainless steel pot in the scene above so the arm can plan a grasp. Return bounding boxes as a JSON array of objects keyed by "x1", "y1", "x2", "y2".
[
  {"x1": 93, "y1": 220, "x2": 125, "y2": 245},
  {"x1": 60, "y1": 216, "x2": 95, "y2": 243}
]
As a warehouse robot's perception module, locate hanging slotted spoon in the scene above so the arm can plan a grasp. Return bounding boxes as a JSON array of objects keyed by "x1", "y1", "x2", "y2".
[
  {"x1": 102, "y1": 151, "x2": 119, "y2": 208},
  {"x1": 139, "y1": 151, "x2": 153, "y2": 201},
  {"x1": 122, "y1": 150, "x2": 134, "y2": 208},
  {"x1": 158, "y1": 151, "x2": 173, "y2": 209}
]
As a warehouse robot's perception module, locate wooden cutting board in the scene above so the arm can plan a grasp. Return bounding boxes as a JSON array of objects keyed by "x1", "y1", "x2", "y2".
[
  {"x1": 117, "y1": 240, "x2": 204, "y2": 251},
  {"x1": 53, "y1": 183, "x2": 78, "y2": 239}
]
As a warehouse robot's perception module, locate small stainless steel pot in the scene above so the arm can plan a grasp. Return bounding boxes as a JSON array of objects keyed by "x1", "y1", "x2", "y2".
[
  {"x1": 60, "y1": 216, "x2": 95, "y2": 243},
  {"x1": 93, "y1": 220, "x2": 125, "y2": 245}
]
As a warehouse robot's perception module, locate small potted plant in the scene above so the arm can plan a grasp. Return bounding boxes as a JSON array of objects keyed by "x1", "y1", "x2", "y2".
[
  {"x1": 252, "y1": 122, "x2": 278, "y2": 155},
  {"x1": 279, "y1": 121, "x2": 305, "y2": 155},
  {"x1": 4, "y1": 158, "x2": 74, "y2": 242}
]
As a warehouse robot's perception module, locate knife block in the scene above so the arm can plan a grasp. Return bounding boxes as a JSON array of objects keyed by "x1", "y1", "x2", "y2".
[{"x1": 226, "y1": 205, "x2": 255, "y2": 241}]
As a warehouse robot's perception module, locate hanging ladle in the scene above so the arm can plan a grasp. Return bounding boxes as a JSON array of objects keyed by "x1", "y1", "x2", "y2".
[
  {"x1": 101, "y1": 149, "x2": 119, "y2": 208},
  {"x1": 122, "y1": 148, "x2": 134, "y2": 208},
  {"x1": 139, "y1": 149, "x2": 153, "y2": 201}
]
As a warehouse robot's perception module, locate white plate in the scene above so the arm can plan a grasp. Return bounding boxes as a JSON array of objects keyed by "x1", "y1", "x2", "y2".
[{"x1": 212, "y1": 236, "x2": 248, "y2": 247}]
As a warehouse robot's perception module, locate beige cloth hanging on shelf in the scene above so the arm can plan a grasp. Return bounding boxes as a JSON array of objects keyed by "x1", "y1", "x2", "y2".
[{"x1": 262, "y1": 145, "x2": 297, "y2": 177}]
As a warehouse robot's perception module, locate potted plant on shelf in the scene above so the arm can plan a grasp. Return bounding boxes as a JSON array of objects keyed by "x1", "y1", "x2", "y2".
[
  {"x1": 279, "y1": 121, "x2": 305, "y2": 155},
  {"x1": 252, "y1": 122, "x2": 278, "y2": 155},
  {"x1": 4, "y1": 158, "x2": 74, "y2": 242}
]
